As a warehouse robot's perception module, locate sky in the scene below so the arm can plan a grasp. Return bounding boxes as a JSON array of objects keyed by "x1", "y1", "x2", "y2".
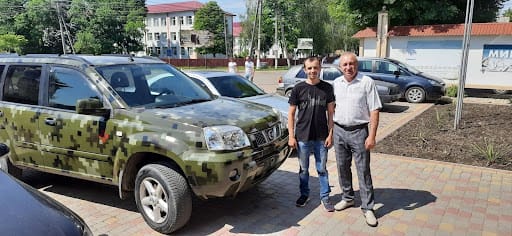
[{"x1": 145, "y1": 0, "x2": 247, "y2": 22}]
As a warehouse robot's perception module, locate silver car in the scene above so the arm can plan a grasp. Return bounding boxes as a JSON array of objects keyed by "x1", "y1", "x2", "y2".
[
  {"x1": 185, "y1": 71, "x2": 289, "y2": 120},
  {"x1": 276, "y1": 64, "x2": 401, "y2": 103}
]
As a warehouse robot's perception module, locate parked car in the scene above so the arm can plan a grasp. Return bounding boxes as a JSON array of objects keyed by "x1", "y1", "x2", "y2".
[
  {"x1": 185, "y1": 71, "x2": 289, "y2": 120},
  {"x1": 0, "y1": 145, "x2": 92, "y2": 235},
  {"x1": 0, "y1": 54, "x2": 289, "y2": 234},
  {"x1": 332, "y1": 57, "x2": 446, "y2": 103},
  {"x1": 276, "y1": 64, "x2": 401, "y2": 103}
]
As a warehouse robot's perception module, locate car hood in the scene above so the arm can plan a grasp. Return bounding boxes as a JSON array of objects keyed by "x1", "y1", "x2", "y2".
[
  {"x1": 141, "y1": 97, "x2": 279, "y2": 131},
  {"x1": 0, "y1": 171, "x2": 86, "y2": 235},
  {"x1": 418, "y1": 72, "x2": 445, "y2": 84},
  {"x1": 241, "y1": 94, "x2": 289, "y2": 117}
]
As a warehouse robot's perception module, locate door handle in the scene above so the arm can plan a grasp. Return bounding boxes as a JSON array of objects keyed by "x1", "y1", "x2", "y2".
[{"x1": 45, "y1": 118, "x2": 56, "y2": 126}]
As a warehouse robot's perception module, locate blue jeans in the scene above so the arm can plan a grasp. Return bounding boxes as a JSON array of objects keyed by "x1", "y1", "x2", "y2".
[{"x1": 297, "y1": 140, "x2": 331, "y2": 200}]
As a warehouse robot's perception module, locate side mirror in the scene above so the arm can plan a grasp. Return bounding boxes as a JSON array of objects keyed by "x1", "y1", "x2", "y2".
[
  {"x1": 393, "y1": 70, "x2": 401, "y2": 76},
  {"x1": 76, "y1": 98, "x2": 110, "y2": 118}
]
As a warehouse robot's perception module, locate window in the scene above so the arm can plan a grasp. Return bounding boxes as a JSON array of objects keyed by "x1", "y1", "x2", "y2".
[
  {"x1": 146, "y1": 19, "x2": 152, "y2": 27},
  {"x1": 179, "y1": 16, "x2": 184, "y2": 25},
  {"x1": 153, "y1": 18, "x2": 159, "y2": 27},
  {"x1": 172, "y1": 17, "x2": 176, "y2": 25},
  {"x1": 180, "y1": 47, "x2": 185, "y2": 55},
  {"x1": 147, "y1": 33, "x2": 153, "y2": 41},
  {"x1": 48, "y1": 67, "x2": 101, "y2": 111},
  {"x1": 171, "y1": 47, "x2": 177, "y2": 55},
  {"x1": 161, "y1": 17, "x2": 166, "y2": 26},
  {"x1": 376, "y1": 61, "x2": 399, "y2": 74},
  {"x1": 155, "y1": 33, "x2": 160, "y2": 40},
  {"x1": 187, "y1": 16, "x2": 193, "y2": 25},
  {"x1": 295, "y1": 69, "x2": 306, "y2": 79},
  {"x1": 322, "y1": 67, "x2": 342, "y2": 81},
  {"x1": 171, "y1": 32, "x2": 177, "y2": 41},
  {"x1": 358, "y1": 60, "x2": 372, "y2": 72},
  {"x1": 161, "y1": 32, "x2": 167, "y2": 41},
  {"x1": 156, "y1": 47, "x2": 161, "y2": 55},
  {"x1": 3, "y1": 65, "x2": 41, "y2": 105}
]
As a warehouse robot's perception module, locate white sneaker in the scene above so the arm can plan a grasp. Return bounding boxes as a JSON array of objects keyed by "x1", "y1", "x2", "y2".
[
  {"x1": 334, "y1": 200, "x2": 354, "y2": 211},
  {"x1": 364, "y1": 210, "x2": 378, "y2": 227}
]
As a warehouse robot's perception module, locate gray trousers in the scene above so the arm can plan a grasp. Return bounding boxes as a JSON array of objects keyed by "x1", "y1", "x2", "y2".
[{"x1": 333, "y1": 125, "x2": 374, "y2": 212}]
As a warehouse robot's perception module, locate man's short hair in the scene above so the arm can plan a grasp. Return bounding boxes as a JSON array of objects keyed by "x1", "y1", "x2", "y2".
[{"x1": 303, "y1": 56, "x2": 320, "y2": 68}]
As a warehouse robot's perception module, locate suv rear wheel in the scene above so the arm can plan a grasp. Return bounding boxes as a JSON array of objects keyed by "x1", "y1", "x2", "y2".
[
  {"x1": 405, "y1": 86, "x2": 426, "y2": 103},
  {"x1": 135, "y1": 163, "x2": 192, "y2": 234},
  {"x1": 285, "y1": 89, "x2": 292, "y2": 97}
]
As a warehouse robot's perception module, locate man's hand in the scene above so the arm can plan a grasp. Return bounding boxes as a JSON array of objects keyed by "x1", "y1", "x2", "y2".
[
  {"x1": 324, "y1": 135, "x2": 333, "y2": 148},
  {"x1": 365, "y1": 136, "x2": 376, "y2": 150},
  {"x1": 288, "y1": 137, "x2": 297, "y2": 149}
]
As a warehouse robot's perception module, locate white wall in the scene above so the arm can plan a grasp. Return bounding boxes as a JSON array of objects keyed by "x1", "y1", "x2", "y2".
[{"x1": 360, "y1": 35, "x2": 512, "y2": 90}]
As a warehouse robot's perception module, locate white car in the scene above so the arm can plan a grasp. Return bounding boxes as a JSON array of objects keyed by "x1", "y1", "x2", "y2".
[{"x1": 185, "y1": 71, "x2": 289, "y2": 120}]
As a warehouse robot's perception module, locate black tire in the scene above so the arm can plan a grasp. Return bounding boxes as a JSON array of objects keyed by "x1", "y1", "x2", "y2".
[
  {"x1": 285, "y1": 89, "x2": 292, "y2": 97},
  {"x1": 405, "y1": 86, "x2": 426, "y2": 103},
  {"x1": 134, "y1": 164, "x2": 192, "y2": 234}
]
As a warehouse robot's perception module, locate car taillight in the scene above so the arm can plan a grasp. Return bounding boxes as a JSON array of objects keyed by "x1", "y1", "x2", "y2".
[{"x1": 277, "y1": 76, "x2": 282, "y2": 83}]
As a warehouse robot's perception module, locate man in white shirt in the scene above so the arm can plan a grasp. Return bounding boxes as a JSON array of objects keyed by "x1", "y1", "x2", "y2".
[
  {"x1": 332, "y1": 52, "x2": 382, "y2": 227},
  {"x1": 244, "y1": 56, "x2": 255, "y2": 81},
  {"x1": 227, "y1": 57, "x2": 238, "y2": 73}
]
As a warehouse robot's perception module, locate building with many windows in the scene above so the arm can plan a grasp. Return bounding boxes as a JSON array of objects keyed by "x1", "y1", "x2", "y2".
[{"x1": 145, "y1": 1, "x2": 234, "y2": 59}]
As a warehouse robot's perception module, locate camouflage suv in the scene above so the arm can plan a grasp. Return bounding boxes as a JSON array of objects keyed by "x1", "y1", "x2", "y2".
[{"x1": 0, "y1": 55, "x2": 289, "y2": 234}]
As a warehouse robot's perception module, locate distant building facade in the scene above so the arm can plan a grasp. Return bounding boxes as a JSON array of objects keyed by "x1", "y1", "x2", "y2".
[
  {"x1": 145, "y1": 1, "x2": 234, "y2": 59},
  {"x1": 353, "y1": 22, "x2": 512, "y2": 90}
]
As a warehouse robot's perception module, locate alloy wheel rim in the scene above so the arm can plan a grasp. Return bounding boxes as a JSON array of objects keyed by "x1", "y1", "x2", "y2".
[{"x1": 139, "y1": 177, "x2": 169, "y2": 223}]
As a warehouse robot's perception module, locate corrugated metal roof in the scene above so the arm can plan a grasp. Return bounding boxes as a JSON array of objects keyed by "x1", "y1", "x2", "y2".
[
  {"x1": 353, "y1": 22, "x2": 512, "y2": 38},
  {"x1": 147, "y1": 1, "x2": 204, "y2": 14}
]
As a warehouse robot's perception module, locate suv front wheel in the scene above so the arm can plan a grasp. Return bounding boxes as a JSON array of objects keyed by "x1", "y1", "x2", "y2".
[
  {"x1": 135, "y1": 163, "x2": 192, "y2": 234},
  {"x1": 405, "y1": 86, "x2": 426, "y2": 103}
]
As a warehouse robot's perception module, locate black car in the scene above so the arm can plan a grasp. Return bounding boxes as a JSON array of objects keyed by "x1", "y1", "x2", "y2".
[{"x1": 0, "y1": 145, "x2": 92, "y2": 235}]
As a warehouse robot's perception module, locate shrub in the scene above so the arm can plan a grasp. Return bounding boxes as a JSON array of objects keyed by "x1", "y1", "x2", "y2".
[{"x1": 446, "y1": 84, "x2": 458, "y2": 97}]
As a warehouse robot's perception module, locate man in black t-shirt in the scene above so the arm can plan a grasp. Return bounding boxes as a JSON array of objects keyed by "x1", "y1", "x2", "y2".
[{"x1": 288, "y1": 56, "x2": 335, "y2": 212}]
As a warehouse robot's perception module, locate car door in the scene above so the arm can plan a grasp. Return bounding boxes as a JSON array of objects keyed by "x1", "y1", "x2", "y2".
[
  {"x1": 0, "y1": 64, "x2": 45, "y2": 166},
  {"x1": 38, "y1": 66, "x2": 115, "y2": 179},
  {"x1": 373, "y1": 60, "x2": 409, "y2": 89},
  {"x1": 321, "y1": 66, "x2": 342, "y2": 84}
]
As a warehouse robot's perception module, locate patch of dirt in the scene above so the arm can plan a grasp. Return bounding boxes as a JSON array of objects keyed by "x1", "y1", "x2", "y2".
[{"x1": 374, "y1": 101, "x2": 512, "y2": 171}]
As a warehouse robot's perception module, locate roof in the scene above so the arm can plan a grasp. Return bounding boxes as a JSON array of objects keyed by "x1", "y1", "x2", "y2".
[
  {"x1": 147, "y1": 1, "x2": 204, "y2": 14},
  {"x1": 353, "y1": 22, "x2": 512, "y2": 38},
  {"x1": 233, "y1": 22, "x2": 242, "y2": 37}
]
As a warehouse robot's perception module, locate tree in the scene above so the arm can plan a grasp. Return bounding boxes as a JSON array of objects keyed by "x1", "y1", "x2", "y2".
[
  {"x1": 504, "y1": 8, "x2": 512, "y2": 21},
  {"x1": 193, "y1": 1, "x2": 227, "y2": 57},
  {"x1": 342, "y1": 0, "x2": 507, "y2": 28},
  {"x1": 0, "y1": 34, "x2": 27, "y2": 53},
  {"x1": 69, "y1": 0, "x2": 146, "y2": 54}
]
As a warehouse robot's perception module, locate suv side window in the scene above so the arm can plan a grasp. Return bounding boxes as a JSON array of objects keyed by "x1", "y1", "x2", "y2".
[
  {"x1": 376, "y1": 61, "x2": 399, "y2": 74},
  {"x1": 48, "y1": 67, "x2": 101, "y2": 110},
  {"x1": 3, "y1": 65, "x2": 41, "y2": 105},
  {"x1": 295, "y1": 69, "x2": 307, "y2": 78},
  {"x1": 358, "y1": 60, "x2": 373, "y2": 72}
]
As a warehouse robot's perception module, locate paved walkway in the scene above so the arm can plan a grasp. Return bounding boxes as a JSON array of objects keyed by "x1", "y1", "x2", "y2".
[{"x1": 24, "y1": 100, "x2": 511, "y2": 235}]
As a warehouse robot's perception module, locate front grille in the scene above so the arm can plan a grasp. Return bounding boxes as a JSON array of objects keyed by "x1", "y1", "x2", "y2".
[{"x1": 248, "y1": 124, "x2": 282, "y2": 148}]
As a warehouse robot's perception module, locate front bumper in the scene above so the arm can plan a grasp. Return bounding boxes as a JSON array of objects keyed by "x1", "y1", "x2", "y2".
[
  {"x1": 426, "y1": 85, "x2": 446, "y2": 100},
  {"x1": 380, "y1": 93, "x2": 401, "y2": 103},
  {"x1": 185, "y1": 135, "x2": 290, "y2": 199}
]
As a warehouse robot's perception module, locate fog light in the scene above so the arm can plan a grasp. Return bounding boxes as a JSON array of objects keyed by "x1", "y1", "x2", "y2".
[{"x1": 229, "y1": 169, "x2": 240, "y2": 181}]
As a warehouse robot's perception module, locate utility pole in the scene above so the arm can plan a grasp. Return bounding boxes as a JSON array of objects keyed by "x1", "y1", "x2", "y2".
[
  {"x1": 55, "y1": 0, "x2": 66, "y2": 54},
  {"x1": 256, "y1": 0, "x2": 262, "y2": 69},
  {"x1": 274, "y1": 8, "x2": 278, "y2": 69}
]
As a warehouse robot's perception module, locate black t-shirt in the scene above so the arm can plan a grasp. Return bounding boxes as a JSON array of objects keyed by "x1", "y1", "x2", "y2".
[{"x1": 288, "y1": 80, "x2": 335, "y2": 141}]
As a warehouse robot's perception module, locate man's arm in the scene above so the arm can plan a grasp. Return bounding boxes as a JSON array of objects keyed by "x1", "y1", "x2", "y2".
[
  {"x1": 365, "y1": 109, "x2": 379, "y2": 150},
  {"x1": 325, "y1": 101, "x2": 335, "y2": 148},
  {"x1": 288, "y1": 105, "x2": 297, "y2": 149}
]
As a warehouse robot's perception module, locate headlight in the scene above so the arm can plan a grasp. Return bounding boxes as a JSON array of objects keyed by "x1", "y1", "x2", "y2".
[
  {"x1": 204, "y1": 125, "x2": 250, "y2": 150},
  {"x1": 428, "y1": 80, "x2": 440, "y2": 86},
  {"x1": 273, "y1": 108, "x2": 287, "y2": 130}
]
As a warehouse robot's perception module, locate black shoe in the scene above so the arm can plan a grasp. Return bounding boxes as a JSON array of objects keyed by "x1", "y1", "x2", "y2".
[{"x1": 295, "y1": 195, "x2": 309, "y2": 207}]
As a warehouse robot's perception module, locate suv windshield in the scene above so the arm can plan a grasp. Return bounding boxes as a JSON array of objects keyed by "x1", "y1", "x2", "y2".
[
  {"x1": 208, "y1": 75, "x2": 266, "y2": 98},
  {"x1": 96, "y1": 63, "x2": 213, "y2": 108}
]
